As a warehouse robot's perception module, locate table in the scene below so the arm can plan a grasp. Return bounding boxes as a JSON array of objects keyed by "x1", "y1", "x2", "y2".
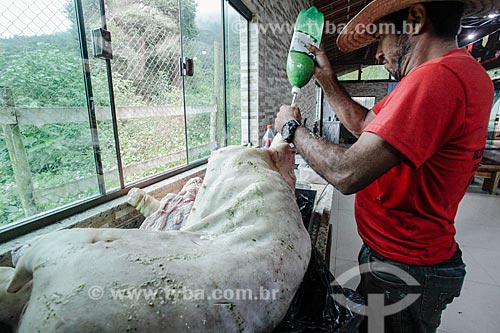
[
  {"x1": 476, "y1": 163, "x2": 500, "y2": 194},
  {"x1": 475, "y1": 149, "x2": 500, "y2": 194}
]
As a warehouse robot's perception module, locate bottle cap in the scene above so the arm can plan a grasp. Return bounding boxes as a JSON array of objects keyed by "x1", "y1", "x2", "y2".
[
  {"x1": 291, "y1": 86, "x2": 301, "y2": 95},
  {"x1": 267, "y1": 125, "x2": 273, "y2": 129}
]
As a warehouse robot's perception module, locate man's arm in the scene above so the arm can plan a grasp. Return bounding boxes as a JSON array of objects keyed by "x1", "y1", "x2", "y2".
[
  {"x1": 307, "y1": 45, "x2": 375, "y2": 137},
  {"x1": 275, "y1": 106, "x2": 403, "y2": 195}
]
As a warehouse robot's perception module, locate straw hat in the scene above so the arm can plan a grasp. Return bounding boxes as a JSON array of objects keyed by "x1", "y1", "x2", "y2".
[{"x1": 337, "y1": 0, "x2": 499, "y2": 52}]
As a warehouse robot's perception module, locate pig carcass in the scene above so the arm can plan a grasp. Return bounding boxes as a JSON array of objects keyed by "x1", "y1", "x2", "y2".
[
  {"x1": 0, "y1": 267, "x2": 31, "y2": 329},
  {"x1": 129, "y1": 176, "x2": 203, "y2": 232},
  {"x1": 2, "y1": 140, "x2": 311, "y2": 332}
]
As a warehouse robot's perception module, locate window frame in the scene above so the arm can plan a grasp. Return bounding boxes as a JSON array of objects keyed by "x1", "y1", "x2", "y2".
[{"x1": 0, "y1": 0, "x2": 252, "y2": 243}]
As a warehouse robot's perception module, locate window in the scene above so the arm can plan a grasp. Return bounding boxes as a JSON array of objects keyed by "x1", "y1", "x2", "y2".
[
  {"x1": 338, "y1": 70, "x2": 359, "y2": 81},
  {"x1": 487, "y1": 68, "x2": 500, "y2": 79},
  {"x1": 488, "y1": 89, "x2": 500, "y2": 146},
  {"x1": 360, "y1": 65, "x2": 391, "y2": 80},
  {"x1": 339, "y1": 65, "x2": 392, "y2": 81},
  {"x1": 0, "y1": 0, "x2": 250, "y2": 238},
  {"x1": 321, "y1": 96, "x2": 375, "y2": 144},
  {"x1": 352, "y1": 97, "x2": 376, "y2": 109}
]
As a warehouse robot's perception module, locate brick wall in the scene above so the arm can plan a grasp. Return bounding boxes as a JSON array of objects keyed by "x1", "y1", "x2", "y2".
[
  {"x1": 240, "y1": 0, "x2": 316, "y2": 145},
  {"x1": 335, "y1": 81, "x2": 390, "y2": 143},
  {"x1": 238, "y1": 1, "x2": 391, "y2": 145}
]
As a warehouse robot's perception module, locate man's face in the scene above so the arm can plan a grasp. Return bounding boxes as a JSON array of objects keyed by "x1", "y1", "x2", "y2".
[{"x1": 375, "y1": 32, "x2": 412, "y2": 81}]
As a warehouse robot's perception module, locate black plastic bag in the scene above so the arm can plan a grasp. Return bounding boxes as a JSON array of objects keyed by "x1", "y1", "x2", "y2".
[{"x1": 274, "y1": 247, "x2": 365, "y2": 333}]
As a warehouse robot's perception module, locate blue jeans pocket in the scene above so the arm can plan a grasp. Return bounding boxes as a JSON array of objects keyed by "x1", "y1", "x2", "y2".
[
  {"x1": 369, "y1": 258, "x2": 407, "y2": 286},
  {"x1": 420, "y1": 268, "x2": 466, "y2": 329}
]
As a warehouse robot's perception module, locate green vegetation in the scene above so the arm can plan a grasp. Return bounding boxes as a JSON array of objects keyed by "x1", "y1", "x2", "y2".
[
  {"x1": 338, "y1": 65, "x2": 390, "y2": 81},
  {"x1": 0, "y1": 0, "x2": 244, "y2": 226}
]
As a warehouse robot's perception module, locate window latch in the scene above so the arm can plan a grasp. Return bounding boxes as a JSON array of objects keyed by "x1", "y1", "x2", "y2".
[
  {"x1": 180, "y1": 57, "x2": 194, "y2": 77},
  {"x1": 91, "y1": 28, "x2": 113, "y2": 60}
]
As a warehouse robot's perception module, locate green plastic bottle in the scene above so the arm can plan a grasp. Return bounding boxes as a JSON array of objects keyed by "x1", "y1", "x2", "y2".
[{"x1": 286, "y1": 7, "x2": 324, "y2": 104}]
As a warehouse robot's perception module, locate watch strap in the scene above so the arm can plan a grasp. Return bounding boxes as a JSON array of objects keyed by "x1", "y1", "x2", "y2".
[{"x1": 281, "y1": 119, "x2": 302, "y2": 144}]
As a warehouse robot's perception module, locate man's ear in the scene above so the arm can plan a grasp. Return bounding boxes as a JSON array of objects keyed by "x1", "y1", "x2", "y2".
[{"x1": 407, "y1": 4, "x2": 427, "y2": 35}]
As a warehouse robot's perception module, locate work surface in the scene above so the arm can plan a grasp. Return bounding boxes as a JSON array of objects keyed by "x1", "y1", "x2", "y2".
[
  {"x1": 476, "y1": 148, "x2": 500, "y2": 194},
  {"x1": 297, "y1": 183, "x2": 334, "y2": 267}
]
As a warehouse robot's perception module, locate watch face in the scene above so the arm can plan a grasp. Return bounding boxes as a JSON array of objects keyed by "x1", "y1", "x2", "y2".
[
  {"x1": 281, "y1": 120, "x2": 300, "y2": 143},
  {"x1": 281, "y1": 125, "x2": 291, "y2": 140}
]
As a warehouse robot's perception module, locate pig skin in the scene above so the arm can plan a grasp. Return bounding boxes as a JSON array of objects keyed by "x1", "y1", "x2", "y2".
[
  {"x1": 0, "y1": 267, "x2": 31, "y2": 329},
  {"x1": 138, "y1": 177, "x2": 203, "y2": 231},
  {"x1": 4, "y1": 142, "x2": 311, "y2": 332}
]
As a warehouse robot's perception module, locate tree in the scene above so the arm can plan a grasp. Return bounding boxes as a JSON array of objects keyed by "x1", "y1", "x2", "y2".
[{"x1": 66, "y1": 0, "x2": 199, "y2": 104}]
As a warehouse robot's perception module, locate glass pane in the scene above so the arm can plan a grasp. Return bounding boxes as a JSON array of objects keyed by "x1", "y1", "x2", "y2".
[
  {"x1": 360, "y1": 65, "x2": 390, "y2": 80},
  {"x1": 225, "y1": 3, "x2": 248, "y2": 146},
  {"x1": 181, "y1": 0, "x2": 224, "y2": 162},
  {"x1": 338, "y1": 70, "x2": 359, "y2": 81},
  {"x1": 487, "y1": 90, "x2": 500, "y2": 146},
  {"x1": 77, "y1": 0, "x2": 121, "y2": 192},
  {"x1": 104, "y1": 0, "x2": 186, "y2": 184},
  {"x1": 487, "y1": 68, "x2": 500, "y2": 79},
  {"x1": 0, "y1": 0, "x2": 100, "y2": 227},
  {"x1": 352, "y1": 97, "x2": 376, "y2": 109}
]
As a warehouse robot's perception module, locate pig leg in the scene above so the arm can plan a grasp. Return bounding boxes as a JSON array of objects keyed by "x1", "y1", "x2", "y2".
[
  {"x1": 127, "y1": 188, "x2": 160, "y2": 217},
  {"x1": 265, "y1": 134, "x2": 297, "y2": 192},
  {"x1": 6, "y1": 229, "x2": 117, "y2": 293},
  {"x1": 0, "y1": 267, "x2": 31, "y2": 330}
]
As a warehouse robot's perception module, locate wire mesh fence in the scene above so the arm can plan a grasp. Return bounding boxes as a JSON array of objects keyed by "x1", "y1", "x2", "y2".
[{"x1": 0, "y1": 0, "x2": 246, "y2": 226}]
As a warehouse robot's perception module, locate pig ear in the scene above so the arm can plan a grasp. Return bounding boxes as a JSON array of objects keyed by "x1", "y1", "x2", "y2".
[{"x1": 6, "y1": 265, "x2": 32, "y2": 294}]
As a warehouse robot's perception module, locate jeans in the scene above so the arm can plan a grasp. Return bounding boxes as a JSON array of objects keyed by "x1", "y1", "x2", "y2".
[{"x1": 356, "y1": 244, "x2": 466, "y2": 333}]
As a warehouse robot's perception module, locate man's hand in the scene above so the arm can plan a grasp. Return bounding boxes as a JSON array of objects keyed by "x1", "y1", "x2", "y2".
[
  {"x1": 306, "y1": 44, "x2": 335, "y2": 92},
  {"x1": 275, "y1": 105, "x2": 302, "y2": 135}
]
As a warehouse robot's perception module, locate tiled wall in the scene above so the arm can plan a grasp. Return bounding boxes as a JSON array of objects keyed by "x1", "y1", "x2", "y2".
[{"x1": 241, "y1": 0, "x2": 316, "y2": 145}]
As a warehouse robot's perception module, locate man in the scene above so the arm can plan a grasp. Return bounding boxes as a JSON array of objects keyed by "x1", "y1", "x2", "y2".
[{"x1": 275, "y1": 0, "x2": 496, "y2": 332}]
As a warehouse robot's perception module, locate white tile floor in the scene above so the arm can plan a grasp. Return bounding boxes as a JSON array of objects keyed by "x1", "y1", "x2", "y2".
[{"x1": 329, "y1": 187, "x2": 500, "y2": 333}]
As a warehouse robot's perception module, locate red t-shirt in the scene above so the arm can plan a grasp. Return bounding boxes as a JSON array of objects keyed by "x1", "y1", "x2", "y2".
[{"x1": 356, "y1": 49, "x2": 493, "y2": 265}]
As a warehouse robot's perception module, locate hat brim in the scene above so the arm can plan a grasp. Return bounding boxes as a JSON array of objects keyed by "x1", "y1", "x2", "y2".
[{"x1": 336, "y1": 0, "x2": 499, "y2": 52}]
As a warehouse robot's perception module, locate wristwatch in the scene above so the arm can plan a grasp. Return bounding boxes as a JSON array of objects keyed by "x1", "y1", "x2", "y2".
[{"x1": 281, "y1": 119, "x2": 302, "y2": 144}]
